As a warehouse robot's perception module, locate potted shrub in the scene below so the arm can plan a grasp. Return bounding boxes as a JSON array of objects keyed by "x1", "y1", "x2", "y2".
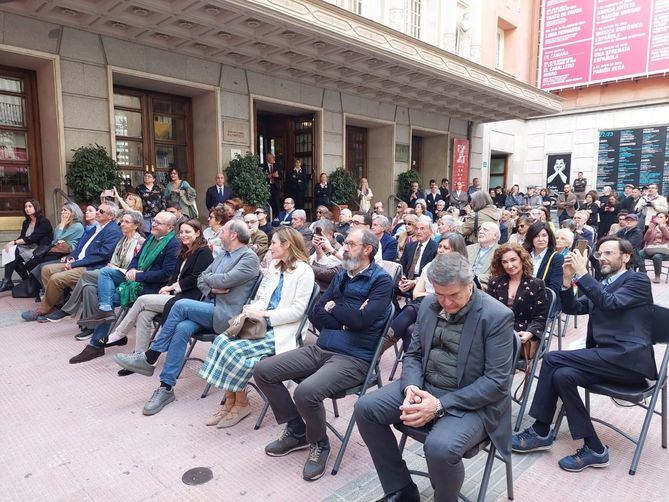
[
  {"x1": 396, "y1": 168, "x2": 422, "y2": 199},
  {"x1": 225, "y1": 152, "x2": 270, "y2": 211},
  {"x1": 65, "y1": 144, "x2": 125, "y2": 205},
  {"x1": 328, "y1": 167, "x2": 357, "y2": 221}
]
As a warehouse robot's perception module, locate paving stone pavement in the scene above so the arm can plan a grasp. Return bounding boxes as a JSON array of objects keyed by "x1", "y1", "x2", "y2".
[{"x1": 0, "y1": 278, "x2": 667, "y2": 501}]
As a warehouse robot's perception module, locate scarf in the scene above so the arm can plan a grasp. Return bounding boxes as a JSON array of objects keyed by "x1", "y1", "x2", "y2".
[{"x1": 117, "y1": 231, "x2": 175, "y2": 306}]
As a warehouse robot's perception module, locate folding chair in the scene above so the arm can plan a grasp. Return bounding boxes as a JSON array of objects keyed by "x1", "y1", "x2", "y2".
[
  {"x1": 513, "y1": 289, "x2": 557, "y2": 432},
  {"x1": 394, "y1": 333, "x2": 521, "y2": 502},
  {"x1": 177, "y1": 273, "x2": 264, "y2": 381},
  {"x1": 250, "y1": 283, "x2": 321, "y2": 429},
  {"x1": 552, "y1": 305, "x2": 669, "y2": 475},
  {"x1": 328, "y1": 304, "x2": 395, "y2": 475}
]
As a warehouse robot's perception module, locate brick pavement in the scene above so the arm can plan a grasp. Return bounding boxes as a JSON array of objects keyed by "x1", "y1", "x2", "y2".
[{"x1": 0, "y1": 277, "x2": 667, "y2": 502}]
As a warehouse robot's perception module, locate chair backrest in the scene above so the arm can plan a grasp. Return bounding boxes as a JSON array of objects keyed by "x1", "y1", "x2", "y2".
[
  {"x1": 545, "y1": 287, "x2": 558, "y2": 321},
  {"x1": 296, "y1": 283, "x2": 322, "y2": 347},
  {"x1": 380, "y1": 260, "x2": 402, "y2": 287},
  {"x1": 356, "y1": 304, "x2": 396, "y2": 393},
  {"x1": 651, "y1": 305, "x2": 669, "y2": 345},
  {"x1": 246, "y1": 273, "x2": 265, "y2": 304}
]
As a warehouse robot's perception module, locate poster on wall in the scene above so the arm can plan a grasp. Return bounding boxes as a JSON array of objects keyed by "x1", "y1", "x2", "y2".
[
  {"x1": 452, "y1": 138, "x2": 469, "y2": 186},
  {"x1": 596, "y1": 126, "x2": 669, "y2": 196},
  {"x1": 546, "y1": 154, "x2": 571, "y2": 193},
  {"x1": 538, "y1": 0, "x2": 669, "y2": 91}
]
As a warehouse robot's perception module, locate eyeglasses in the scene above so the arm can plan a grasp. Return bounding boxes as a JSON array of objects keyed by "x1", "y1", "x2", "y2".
[
  {"x1": 254, "y1": 210, "x2": 264, "y2": 215},
  {"x1": 153, "y1": 221, "x2": 169, "y2": 227},
  {"x1": 245, "y1": 219, "x2": 258, "y2": 224},
  {"x1": 343, "y1": 240, "x2": 362, "y2": 248},
  {"x1": 397, "y1": 205, "x2": 402, "y2": 209},
  {"x1": 592, "y1": 250, "x2": 619, "y2": 260},
  {"x1": 350, "y1": 220, "x2": 364, "y2": 226},
  {"x1": 97, "y1": 208, "x2": 107, "y2": 214}
]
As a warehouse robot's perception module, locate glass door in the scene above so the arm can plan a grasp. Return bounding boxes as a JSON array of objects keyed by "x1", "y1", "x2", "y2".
[
  {"x1": 114, "y1": 87, "x2": 192, "y2": 191},
  {"x1": 346, "y1": 125, "x2": 367, "y2": 182}
]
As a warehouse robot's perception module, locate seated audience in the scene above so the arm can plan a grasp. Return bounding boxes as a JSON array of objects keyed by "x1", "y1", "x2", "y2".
[
  {"x1": 616, "y1": 213, "x2": 643, "y2": 269},
  {"x1": 607, "y1": 210, "x2": 628, "y2": 237},
  {"x1": 554, "y1": 228, "x2": 574, "y2": 257},
  {"x1": 488, "y1": 243, "x2": 549, "y2": 349},
  {"x1": 309, "y1": 220, "x2": 342, "y2": 292},
  {"x1": 458, "y1": 191, "x2": 501, "y2": 244},
  {"x1": 69, "y1": 212, "x2": 180, "y2": 364},
  {"x1": 223, "y1": 197, "x2": 244, "y2": 220},
  {"x1": 245, "y1": 212, "x2": 269, "y2": 261},
  {"x1": 1, "y1": 199, "x2": 53, "y2": 293},
  {"x1": 204, "y1": 206, "x2": 226, "y2": 257},
  {"x1": 398, "y1": 216, "x2": 437, "y2": 296},
  {"x1": 256, "y1": 207, "x2": 273, "y2": 236},
  {"x1": 435, "y1": 215, "x2": 458, "y2": 242},
  {"x1": 513, "y1": 237, "x2": 657, "y2": 472},
  {"x1": 391, "y1": 202, "x2": 408, "y2": 235},
  {"x1": 466, "y1": 221, "x2": 500, "y2": 289},
  {"x1": 310, "y1": 206, "x2": 333, "y2": 232},
  {"x1": 373, "y1": 201, "x2": 385, "y2": 216},
  {"x1": 21, "y1": 203, "x2": 122, "y2": 321},
  {"x1": 371, "y1": 215, "x2": 398, "y2": 261},
  {"x1": 274, "y1": 198, "x2": 296, "y2": 227},
  {"x1": 355, "y1": 253, "x2": 515, "y2": 502},
  {"x1": 414, "y1": 199, "x2": 433, "y2": 222},
  {"x1": 638, "y1": 212, "x2": 669, "y2": 283},
  {"x1": 165, "y1": 201, "x2": 188, "y2": 230},
  {"x1": 290, "y1": 209, "x2": 314, "y2": 254},
  {"x1": 254, "y1": 228, "x2": 392, "y2": 481},
  {"x1": 389, "y1": 232, "x2": 467, "y2": 352},
  {"x1": 47, "y1": 210, "x2": 145, "y2": 330},
  {"x1": 335, "y1": 208, "x2": 352, "y2": 240},
  {"x1": 112, "y1": 220, "x2": 260, "y2": 415},
  {"x1": 104, "y1": 220, "x2": 213, "y2": 359},
  {"x1": 523, "y1": 222, "x2": 564, "y2": 314},
  {"x1": 202, "y1": 227, "x2": 315, "y2": 428}
]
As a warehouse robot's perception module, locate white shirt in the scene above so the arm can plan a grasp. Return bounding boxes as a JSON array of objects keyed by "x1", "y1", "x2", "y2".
[
  {"x1": 412, "y1": 240, "x2": 429, "y2": 275},
  {"x1": 531, "y1": 248, "x2": 548, "y2": 277},
  {"x1": 77, "y1": 222, "x2": 108, "y2": 260}
]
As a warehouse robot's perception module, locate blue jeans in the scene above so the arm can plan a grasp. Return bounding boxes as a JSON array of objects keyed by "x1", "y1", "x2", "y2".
[
  {"x1": 151, "y1": 299, "x2": 215, "y2": 387},
  {"x1": 97, "y1": 267, "x2": 126, "y2": 311}
]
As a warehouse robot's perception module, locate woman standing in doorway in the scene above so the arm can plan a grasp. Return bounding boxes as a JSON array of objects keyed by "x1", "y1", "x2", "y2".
[
  {"x1": 136, "y1": 171, "x2": 165, "y2": 233},
  {"x1": 164, "y1": 168, "x2": 198, "y2": 219},
  {"x1": 357, "y1": 177, "x2": 374, "y2": 213}
]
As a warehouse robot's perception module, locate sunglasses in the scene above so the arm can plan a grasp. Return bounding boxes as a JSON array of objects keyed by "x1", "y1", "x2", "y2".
[{"x1": 97, "y1": 208, "x2": 107, "y2": 214}]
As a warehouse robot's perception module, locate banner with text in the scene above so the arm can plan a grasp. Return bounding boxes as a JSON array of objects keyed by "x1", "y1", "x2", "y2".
[
  {"x1": 539, "y1": 0, "x2": 669, "y2": 91},
  {"x1": 452, "y1": 138, "x2": 470, "y2": 187},
  {"x1": 597, "y1": 126, "x2": 669, "y2": 196}
]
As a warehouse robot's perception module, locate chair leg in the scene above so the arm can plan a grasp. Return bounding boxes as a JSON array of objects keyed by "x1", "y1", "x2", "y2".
[
  {"x1": 514, "y1": 361, "x2": 537, "y2": 432},
  {"x1": 389, "y1": 344, "x2": 403, "y2": 381},
  {"x1": 629, "y1": 380, "x2": 667, "y2": 475},
  {"x1": 505, "y1": 453, "x2": 514, "y2": 500},
  {"x1": 476, "y1": 445, "x2": 496, "y2": 502},
  {"x1": 662, "y1": 384, "x2": 667, "y2": 449},
  {"x1": 331, "y1": 413, "x2": 358, "y2": 475},
  {"x1": 552, "y1": 405, "x2": 566, "y2": 441},
  {"x1": 332, "y1": 398, "x2": 340, "y2": 418},
  {"x1": 200, "y1": 382, "x2": 212, "y2": 399},
  {"x1": 585, "y1": 390, "x2": 590, "y2": 414},
  {"x1": 398, "y1": 433, "x2": 408, "y2": 453},
  {"x1": 177, "y1": 339, "x2": 197, "y2": 379},
  {"x1": 255, "y1": 400, "x2": 271, "y2": 430}
]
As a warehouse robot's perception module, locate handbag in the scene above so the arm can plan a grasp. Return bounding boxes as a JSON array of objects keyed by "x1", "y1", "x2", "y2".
[
  {"x1": 224, "y1": 312, "x2": 267, "y2": 340},
  {"x1": 516, "y1": 338, "x2": 540, "y2": 401},
  {"x1": 48, "y1": 241, "x2": 72, "y2": 255},
  {"x1": 12, "y1": 275, "x2": 40, "y2": 298},
  {"x1": 31, "y1": 244, "x2": 51, "y2": 259}
]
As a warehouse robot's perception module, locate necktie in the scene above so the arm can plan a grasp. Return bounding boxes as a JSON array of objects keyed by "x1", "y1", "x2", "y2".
[
  {"x1": 218, "y1": 187, "x2": 223, "y2": 202},
  {"x1": 407, "y1": 243, "x2": 423, "y2": 280},
  {"x1": 602, "y1": 277, "x2": 612, "y2": 289}
]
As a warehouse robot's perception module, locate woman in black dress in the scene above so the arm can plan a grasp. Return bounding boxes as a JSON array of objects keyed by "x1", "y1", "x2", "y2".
[
  {"x1": 314, "y1": 172, "x2": 332, "y2": 209},
  {"x1": 598, "y1": 194, "x2": 620, "y2": 237}
]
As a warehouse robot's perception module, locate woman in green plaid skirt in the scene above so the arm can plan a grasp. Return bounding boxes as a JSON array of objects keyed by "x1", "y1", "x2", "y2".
[{"x1": 200, "y1": 227, "x2": 315, "y2": 428}]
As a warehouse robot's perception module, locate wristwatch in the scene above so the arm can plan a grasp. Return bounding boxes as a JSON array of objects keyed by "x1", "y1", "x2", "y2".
[{"x1": 434, "y1": 400, "x2": 445, "y2": 419}]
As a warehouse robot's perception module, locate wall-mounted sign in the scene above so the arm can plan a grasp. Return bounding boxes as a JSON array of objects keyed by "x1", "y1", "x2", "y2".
[
  {"x1": 223, "y1": 120, "x2": 249, "y2": 144},
  {"x1": 546, "y1": 154, "x2": 571, "y2": 193},
  {"x1": 395, "y1": 143, "x2": 409, "y2": 163},
  {"x1": 452, "y1": 138, "x2": 469, "y2": 186}
]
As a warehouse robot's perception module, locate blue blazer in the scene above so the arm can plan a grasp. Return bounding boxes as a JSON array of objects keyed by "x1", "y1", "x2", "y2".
[
  {"x1": 561, "y1": 270, "x2": 657, "y2": 379},
  {"x1": 128, "y1": 235, "x2": 180, "y2": 294},
  {"x1": 205, "y1": 184, "x2": 232, "y2": 210},
  {"x1": 380, "y1": 232, "x2": 398, "y2": 261},
  {"x1": 535, "y1": 248, "x2": 564, "y2": 313},
  {"x1": 70, "y1": 222, "x2": 123, "y2": 270}
]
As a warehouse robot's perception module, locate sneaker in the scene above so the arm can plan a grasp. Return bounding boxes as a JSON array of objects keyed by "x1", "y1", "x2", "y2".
[
  {"x1": 558, "y1": 445, "x2": 609, "y2": 472},
  {"x1": 74, "y1": 329, "x2": 93, "y2": 341},
  {"x1": 21, "y1": 310, "x2": 41, "y2": 322},
  {"x1": 265, "y1": 427, "x2": 310, "y2": 457},
  {"x1": 303, "y1": 439, "x2": 331, "y2": 481},
  {"x1": 46, "y1": 309, "x2": 70, "y2": 322},
  {"x1": 512, "y1": 426, "x2": 554, "y2": 453},
  {"x1": 142, "y1": 387, "x2": 175, "y2": 416},
  {"x1": 113, "y1": 352, "x2": 155, "y2": 377}
]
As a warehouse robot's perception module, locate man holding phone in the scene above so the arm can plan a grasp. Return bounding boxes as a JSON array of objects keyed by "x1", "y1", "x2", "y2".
[{"x1": 634, "y1": 183, "x2": 668, "y2": 227}]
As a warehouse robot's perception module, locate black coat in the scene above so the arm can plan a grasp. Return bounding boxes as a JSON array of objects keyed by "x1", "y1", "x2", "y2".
[
  {"x1": 314, "y1": 183, "x2": 332, "y2": 207},
  {"x1": 487, "y1": 274, "x2": 549, "y2": 340},
  {"x1": 18, "y1": 216, "x2": 53, "y2": 246},
  {"x1": 400, "y1": 239, "x2": 438, "y2": 279}
]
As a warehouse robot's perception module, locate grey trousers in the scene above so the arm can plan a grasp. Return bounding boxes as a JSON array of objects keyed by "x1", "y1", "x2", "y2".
[
  {"x1": 114, "y1": 294, "x2": 171, "y2": 352},
  {"x1": 62, "y1": 269, "x2": 100, "y2": 319},
  {"x1": 355, "y1": 381, "x2": 487, "y2": 502},
  {"x1": 253, "y1": 345, "x2": 369, "y2": 443}
]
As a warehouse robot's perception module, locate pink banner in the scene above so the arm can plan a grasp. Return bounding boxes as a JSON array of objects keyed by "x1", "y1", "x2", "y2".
[
  {"x1": 452, "y1": 139, "x2": 469, "y2": 187},
  {"x1": 539, "y1": 0, "x2": 669, "y2": 90}
]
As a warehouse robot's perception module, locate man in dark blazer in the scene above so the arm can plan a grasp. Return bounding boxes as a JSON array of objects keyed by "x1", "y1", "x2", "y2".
[
  {"x1": 22, "y1": 202, "x2": 123, "y2": 321},
  {"x1": 371, "y1": 214, "x2": 398, "y2": 262},
  {"x1": 424, "y1": 179, "x2": 444, "y2": 215},
  {"x1": 398, "y1": 216, "x2": 437, "y2": 295},
  {"x1": 262, "y1": 153, "x2": 282, "y2": 216},
  {"x1": 616, "y1": 213, "x2": 644, "y2": 269},
  {"x1": 356, "y1": 253, "x2": 515, "y2": 502},
  {"x1": 513, "y1": 236, "x2": 657, "y2": 472},
  {"x1": 205, "y1": 172, "x2": 232, "y2": 210},
  {"x1": 404, "y1": 181, "x2": 425, "y2": 209}
]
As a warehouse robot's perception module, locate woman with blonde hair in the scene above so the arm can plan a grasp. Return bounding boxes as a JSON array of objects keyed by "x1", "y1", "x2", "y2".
[
  {"x1": 357, "y1": 177, "x2": 374, "y2": 213},
  {"x1": 201, "y1": 226, "x2": 316, "y2": 428},
  {"x1": 397, "y1": 213, "x2": 418, "y2": 259}
]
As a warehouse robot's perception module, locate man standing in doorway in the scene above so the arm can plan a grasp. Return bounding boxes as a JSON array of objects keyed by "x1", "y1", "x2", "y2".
[
  {"x1": 262, "y1": 153, "x2": 282, "y2": 216},
  {"x1": 205, "y1": 172, "x2": 232, "y2": 210}
]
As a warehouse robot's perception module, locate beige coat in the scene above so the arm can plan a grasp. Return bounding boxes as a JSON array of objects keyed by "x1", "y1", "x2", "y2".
[
  {"x1": 459, "y1": 205, "x2": 501, "y2": 244},
  {"x1": 247, "y1": 260, "x2": 315, "y2": 355}
]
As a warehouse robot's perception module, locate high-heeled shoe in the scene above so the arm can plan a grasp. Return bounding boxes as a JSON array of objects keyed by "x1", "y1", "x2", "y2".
[{"x1": 103, "y1": 336, "x2": 128, "y2": 348}]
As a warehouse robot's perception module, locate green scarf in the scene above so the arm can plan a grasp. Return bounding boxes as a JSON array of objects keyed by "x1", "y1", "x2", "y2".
[{"x1": 117, "y1": 231, "x2": 175, "y2": 307}]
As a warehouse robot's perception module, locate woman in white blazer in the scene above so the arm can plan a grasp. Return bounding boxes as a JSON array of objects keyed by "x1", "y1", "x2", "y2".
[
  {"x1": 357, "y1": 177, "x2": 374, "y2": 213},
  {"x1": 200, "y1": 226, "x2": 315, "y2": 429}
]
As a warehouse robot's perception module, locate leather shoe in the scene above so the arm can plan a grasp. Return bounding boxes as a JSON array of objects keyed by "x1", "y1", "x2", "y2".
[
  {"x1": 78, "y1": 309, "x2": 116, "y2": 328},
  {"x1": 376, "y1": 482, "x2": 420, "y2": 502},
  {"x1": 103, "y1": 336, "x2": 128, "y2": 348},
  {"x1": 0, "y1": 278, "x2": 13, "y2": 292},
  {"x1": 69, "y1": 345, "x2": 105, "y2": 364}
]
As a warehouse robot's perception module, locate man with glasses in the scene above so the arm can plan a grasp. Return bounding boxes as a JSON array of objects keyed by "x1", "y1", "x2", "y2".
[
  {"x1": 335, "y1": 208, "x2": 352, "y2": 240},
  {"x1": 373, "y1": 201, "x2": 385, "y2": 216},
  {"x1": 254, "y1": 208, "x2": 273, "y2": 236},
  {"x1": 398, "y1": 216, "x2": 438, "y2": 295},
  {"x1": 323, "y1": 212, "x2": 382, "y2": 262},
  {"x1": 635, "y1": 183, "x2": 668, "y2": 227},
  {"x1": 466, "y1": 221, "x2": 500, "y2": 289},
  {"x1": 355, "y1": 252, "x2": 515, "y2": 502},
  {"x1": 274, "y1": 198, "x2": 296, "y2": 227},
  {"x1": 69, "y1": 211, "x2": 180, "y2": 364},
  {"x1": 513, "y1": 236, "x2": 657, "y2": 472},
  {"x1": 254, "y1": 228, "x2": 393, "y2": 481},
  {"x1": 21, "y1": 203, "x2": 123, "y2": 322},
  {"x1": 290, "y1": 209, "x2": 314, "y2": 254},
  {"x1": 245, "y1": 213, "x2": 268, "y2": 261}
]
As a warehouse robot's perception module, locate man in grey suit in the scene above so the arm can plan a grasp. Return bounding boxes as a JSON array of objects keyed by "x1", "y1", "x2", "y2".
[
  {"x1": 466, "y1": 221, "x2": 500, "y2": 289},
  {"x1": 355, "y1": 253, "x2": 515, "y2": 502},
  {"x1": 114, "y1": 219, "x2": 260, "y2": 415}
]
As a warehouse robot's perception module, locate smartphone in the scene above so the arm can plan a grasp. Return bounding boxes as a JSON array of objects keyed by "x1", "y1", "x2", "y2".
[
  {"x1": 314, "y1": 227, "x2": 323, "y2": 236},
  {"x1": 575, "y1": 239, "x2": 588, "y2": 255}
]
